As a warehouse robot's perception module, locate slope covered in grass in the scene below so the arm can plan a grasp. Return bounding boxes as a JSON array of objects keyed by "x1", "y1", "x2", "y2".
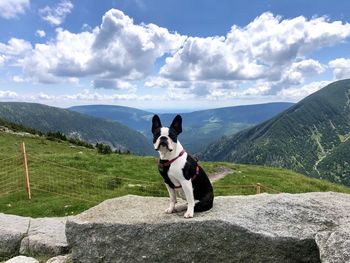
[{"x1": 1, "y1": 129, "x2": 349, "y2": 218}]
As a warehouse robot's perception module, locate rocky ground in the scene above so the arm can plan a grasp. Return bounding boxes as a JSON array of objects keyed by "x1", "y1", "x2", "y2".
[{"x1": 1, "y1": 192, "x2": 350, "y2": 262}]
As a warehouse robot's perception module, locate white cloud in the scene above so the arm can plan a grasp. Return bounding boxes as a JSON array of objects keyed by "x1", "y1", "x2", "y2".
[
  {"x1": 0, "y1": 90, "x2": 18, "y2": 99},
  {"x1": 0, "y1": 38, "x2": 32, "y2": 67},
  {"x1": 39, "y1": 0, "x2": 73, "y2": 26},
  {"x1": 160, "y1": 12, "x2": 350, "y2": 84},
  {"x1": 35, "y1": 30, "x2": 46, "y2": 38},
  {"x1": 277, "y1": 80, "x2": 330, "y2": 101},
  {"x1": 0, "y1": 55, "x2": 6, "y2": 66},
  {"x1": 329, "y1": 58, "x2": 350, "y2": 80},
  {"x1": 0, "y1": 0, "x2": 30, "y2": 19},
  {"x1": 0, "y1": 38, "x2": 32, "y2": 56},
  {"x1": 92, "y1": 79, "x2": 136, "y2": 91},
  {"x1": 16, "y1": 9, "x2": 185, "y2": 84}
]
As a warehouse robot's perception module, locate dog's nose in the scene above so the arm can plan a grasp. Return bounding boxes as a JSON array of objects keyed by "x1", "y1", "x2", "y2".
[{"x1": 160, "y1": 136, "x2": 168, "y2": 142}]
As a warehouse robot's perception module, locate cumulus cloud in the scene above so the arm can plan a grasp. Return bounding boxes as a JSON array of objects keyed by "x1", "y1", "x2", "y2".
[
  {"x1": 16, "y1": 9, "x2": 185, "y2": 84},
  {"x1": 39, "y1": 0, "x2": 73, "y2": 26},
  {"x1": 277, "y1": 80, "x2": 330, "y2": 101},
  {"x1": 0, "y1": 0, "x2": 30, "y2": 19},
  {"x1": 92, "y1": 79, "x2": 136, "y2": 91},
  {"x1": 35, "y1": 30, "x2": 46, "y2": 38},
  {"x1": 2, "y1": 9, "x2": 350, "y2": 104},
  {"x1": 0, "y1": 38, "x2": 32, "y2": 67},
  {"x1": 160, "y1": 12, "x2": 350, "y2": 85},
  {"x1": 0, "y1": 90, "x2": 18, "y2": 99},
  {"x1": 0, "y1": 38, "x2": 32, "y2": 56},
  {"x1": 329, "y1": 58, "x2": 350, "y2": 80}
]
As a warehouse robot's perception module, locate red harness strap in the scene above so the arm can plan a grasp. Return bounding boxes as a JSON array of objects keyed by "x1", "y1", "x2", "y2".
[
  {"x1": 158, "y1": 149, "x2": 186, "y2": 169},
  {"x1": 158, "y1": 149, "x2": 201, "y2": 189}
]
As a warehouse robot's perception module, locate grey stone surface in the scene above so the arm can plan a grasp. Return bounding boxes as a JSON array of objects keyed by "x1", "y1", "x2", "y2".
[
  {"x1": 315, "y1": 224, "x2": 350, "y2": 263},
  {"x1": 5, "y1": 255, "x2": 39, "y2": 263},
  {"x1": 0, "y1": 214, "x2": 30, "y2": 258},
  {"x1": 20, "y1": 218, "x2": 69, "y2": 257},
  {"x1": 66, "y1": 192, "x2": 350, "y2": 263},
  {"x1": 46, "y1": 254, "x2": 72, "y2": 263}
]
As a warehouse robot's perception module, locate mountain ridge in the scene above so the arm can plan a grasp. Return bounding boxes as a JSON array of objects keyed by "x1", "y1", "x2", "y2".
[
  {"x1": 0, "y1": 102, "x2": 153, "y2": 155},
  {"x1": 200, "y1": 79, "x2": 350, "y2": 186},
  {"x1": 70, "y1": 102, "x2": 294, "y2": 153}
]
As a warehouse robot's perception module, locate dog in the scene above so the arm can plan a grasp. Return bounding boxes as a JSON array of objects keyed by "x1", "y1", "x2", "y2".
[{"x1": 152, "y1": 114, "x2": 214, "y2": 218}]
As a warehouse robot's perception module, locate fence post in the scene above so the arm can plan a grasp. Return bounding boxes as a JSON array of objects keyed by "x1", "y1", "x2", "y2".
[
  {"x1": 256, "y1": 183, "x2": 261, "y2": 194},
  {"x1": 21, "y1": 142, "x2": 32, "y2": 200}
]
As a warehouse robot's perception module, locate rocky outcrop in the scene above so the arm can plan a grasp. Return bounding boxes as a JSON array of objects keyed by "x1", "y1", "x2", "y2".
[
  {"x1": 5, "y1": 255, "x2": 39, "y2": 263},
  {"x1": 0, "y1": 214, "x2": 69, "y2": 261},
  {"x1": 0, "y1": 214, "x2": 30, "y2": 258},
  {"x1": 20, "y1": 218, "x2": 69, "y2": 257},
  {"x1": 66, "y1": 193, "x2": 350, "y2": 263}
]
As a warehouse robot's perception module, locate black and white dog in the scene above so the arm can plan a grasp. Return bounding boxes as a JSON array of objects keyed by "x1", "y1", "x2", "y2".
[{"x1": 152, "y1": 114, "x2": 214, "y2": 218}]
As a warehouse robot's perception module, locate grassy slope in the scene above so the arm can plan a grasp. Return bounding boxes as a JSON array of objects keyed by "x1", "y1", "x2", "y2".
[
  {"x1": 201, "y1": 79, "x2": 350, "y2": 186},
  {"x1": 0, "y1": 102, "x2": 153, "y2": 155},
  {"x1": 1, "y1": 131, "x2": 349, "y2": 218}
]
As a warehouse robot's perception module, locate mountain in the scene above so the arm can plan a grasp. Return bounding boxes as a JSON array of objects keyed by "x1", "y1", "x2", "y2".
[
  {"x1": 1, "y1": 121, "x2": 350, "y2": 218},
  {"x1": 69, "y1": 105, "x2": 153, "y2": 132},
  {"x1": 70, "y1": 102, "x2": 293, "y2": 153},
  {"x1": 0, "y1": 102, "x2": 153, "y2": 155},
  {"x1": 200, "y1": 79, "x2": 350, "y2": 186}
]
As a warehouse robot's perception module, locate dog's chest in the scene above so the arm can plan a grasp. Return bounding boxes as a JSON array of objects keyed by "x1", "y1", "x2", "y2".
[{"x1": 168, "y1": 160, "x2": 186, "y2": 180}]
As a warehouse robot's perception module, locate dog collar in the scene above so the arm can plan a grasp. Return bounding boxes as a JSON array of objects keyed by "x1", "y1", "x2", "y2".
[{"x1": 158, "y1": 149, "x2": 186, "y2": 168}]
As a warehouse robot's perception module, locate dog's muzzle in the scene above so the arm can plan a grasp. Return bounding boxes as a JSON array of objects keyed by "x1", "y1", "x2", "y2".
[{"x1": 157, "y1": 136, "x2": 172, "y2": 151}]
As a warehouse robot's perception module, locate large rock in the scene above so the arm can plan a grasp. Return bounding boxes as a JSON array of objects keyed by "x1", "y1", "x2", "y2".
[
  {"x1": 46, "y1": 254, "x2": 72, "y2": 263},
  {"x1": 66, "y1": 192, "x2": 350, "y2": 263},
  {"x1": 20, "y1": 218, "x2": 69, "y2": 257},
  {"x1": 0, "y1": 214, "x2": 30, "y2": 259},
  {"x1": 5, "y1": 255, "x2": 39, "y2": 263},
  {"x1": 0, "y1": 214, "x2": 69, "y2": 260},
  {"x1": 316, "y1": 224, "x2": 350, "y2": 263}
]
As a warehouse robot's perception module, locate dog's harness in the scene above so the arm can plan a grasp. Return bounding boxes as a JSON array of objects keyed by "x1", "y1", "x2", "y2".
[{"x1": 158, "y1": 149, "x2": 200, "y2": 189}]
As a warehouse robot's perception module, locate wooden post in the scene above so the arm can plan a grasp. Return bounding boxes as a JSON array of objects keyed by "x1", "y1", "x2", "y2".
[
  {"x1": 256, "y1": 183, "x2": 261, "y2": 194},
  {"x1": 21, "y1": 142, "x2": 32, "y2": 200}
]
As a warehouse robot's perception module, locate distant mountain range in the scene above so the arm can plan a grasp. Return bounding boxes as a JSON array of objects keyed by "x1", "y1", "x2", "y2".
[
  {"x1": 200, "y1": 79, "x2": 350, "y2": 187},
  {"x1": 70, "y1": 102, "x2": 293, "y2": 153},
  {"x1": 0, "y1": 102, "x2": 153, "y2": 155}
]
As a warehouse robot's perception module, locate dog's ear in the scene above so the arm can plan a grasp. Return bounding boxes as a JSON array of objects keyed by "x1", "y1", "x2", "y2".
[
  {"x1": 152, "y1": 115, "x2": 162, "y2": 134},
  {"x1": 170, "y1": 115, "x2": 182, "y2": 135}
]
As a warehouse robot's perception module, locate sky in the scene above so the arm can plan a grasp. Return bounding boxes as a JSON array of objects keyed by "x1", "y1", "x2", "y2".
[{"x1": 1, "y1": 0, "x2": 350, "y2": 111}]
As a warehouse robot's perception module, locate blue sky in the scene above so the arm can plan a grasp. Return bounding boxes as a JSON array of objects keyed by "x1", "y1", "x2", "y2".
[{"x1": 1, "y1": 0, "x2": 350, "y2": 110}]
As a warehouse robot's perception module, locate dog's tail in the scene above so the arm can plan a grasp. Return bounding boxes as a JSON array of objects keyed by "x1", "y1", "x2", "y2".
[{"x1": 194, "y1": 192, "x2": 214, "y2": 212}]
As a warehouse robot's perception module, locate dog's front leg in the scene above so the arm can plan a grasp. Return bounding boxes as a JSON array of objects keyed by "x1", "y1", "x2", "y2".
[
  {"x1": 165, "y1": 184, "x2": 177, "y2": 213},
  {"x1": 181, "y1": 179, "x2": 194, "y2": 218}
]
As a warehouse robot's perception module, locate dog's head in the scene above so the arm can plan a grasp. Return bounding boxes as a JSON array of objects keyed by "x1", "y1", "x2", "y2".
[{"x1": 152, "y1": 114, "x2": 182, "y2": 153}]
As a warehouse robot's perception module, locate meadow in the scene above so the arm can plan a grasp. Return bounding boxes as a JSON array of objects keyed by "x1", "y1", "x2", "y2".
[{"x1": 1, "y1": 131, "x2": 350, "y2": 218}]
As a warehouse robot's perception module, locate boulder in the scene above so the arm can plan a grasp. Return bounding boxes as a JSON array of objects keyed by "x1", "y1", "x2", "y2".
[
  {"x1": 315, "y1": 224, "x2": 350, "y2": 263},
  {"x1": 46, "y1": 254, "x2": 72, "y2": 263},
  {"x1": 66, "y1": 192, "x2": 350, "y2": 263},
  {"x1": 0, "y1": 214, "x2": 30, "y2": 259},
  {"x1": 5, "y1": 255, "x2": 39, "y2": 263},
  {"x1": 20, "y1": 218, "x2": 69, "y2": 257}
]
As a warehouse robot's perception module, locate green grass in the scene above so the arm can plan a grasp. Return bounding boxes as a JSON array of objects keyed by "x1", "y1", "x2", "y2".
[{"x1": 1, "y1": 131, "x2": 350, "y2": 218}]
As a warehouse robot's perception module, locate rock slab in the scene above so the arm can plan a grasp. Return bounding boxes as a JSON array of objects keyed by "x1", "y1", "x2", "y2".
[
  {"x1": 0, "y1": 214, "x2": 69, "y2": 259},
  {"x1": 20, "y1": 218, "x2": 69, "y2": 257},
  {"x1": 5, "y1": 255, "x2": 39, "y2": 263},
  {"x1": 66, "y1": 192, "x2": 350, "y2": 263},
  {"x1": 0, "y1": 214, "x2": 30, "y2": 258}
]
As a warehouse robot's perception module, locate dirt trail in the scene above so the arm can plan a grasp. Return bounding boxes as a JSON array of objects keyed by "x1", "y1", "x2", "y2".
[{"x1": 209, "y1": 166, "x2": 234, "y2": 183}]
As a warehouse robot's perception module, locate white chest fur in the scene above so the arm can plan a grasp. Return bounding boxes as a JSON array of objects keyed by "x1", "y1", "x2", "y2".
[{"x1": 167, "y1": 153, "x2": 187, "y2": 186}]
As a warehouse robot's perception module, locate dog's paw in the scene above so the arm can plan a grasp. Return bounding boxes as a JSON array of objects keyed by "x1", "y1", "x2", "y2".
[
  {"x1": 184, "y1": 210, "x2": 194, "y2": 218},
  {"x1": 165, "y1": 206, "x2": 175, "y2": 214}
]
